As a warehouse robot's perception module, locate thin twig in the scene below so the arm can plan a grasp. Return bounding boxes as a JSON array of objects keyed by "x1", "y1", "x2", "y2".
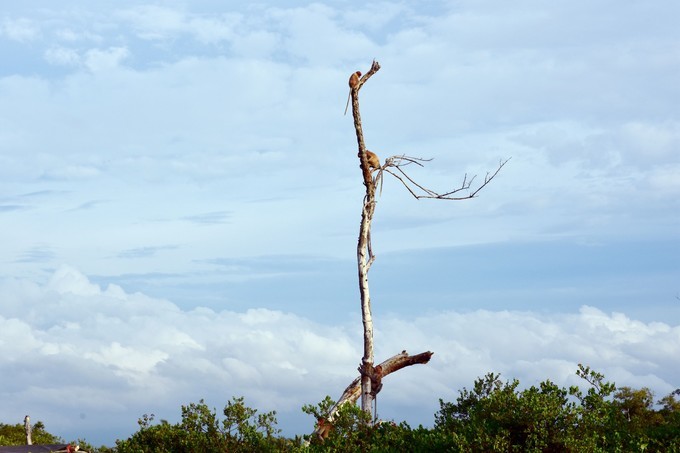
[{"x1": 380, "y1": 156, "x2": 510, "y2": 200}]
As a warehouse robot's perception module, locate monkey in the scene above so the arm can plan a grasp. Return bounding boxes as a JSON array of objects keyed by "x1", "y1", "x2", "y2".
[
  {"x1": 315, "y1": 417, "x2": 333, "y2": 442},
  {"x1": 349, "y1": 71, "x2": 361, "y2": 89},
  {"x1": 344, "y1": 71, "x2": 361, "y2": 115},
  {"x1": 366, "y1": 150, "x2": 381, "y2": 172}
]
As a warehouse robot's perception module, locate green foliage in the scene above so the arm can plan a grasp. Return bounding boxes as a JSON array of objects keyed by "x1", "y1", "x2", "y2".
[
  {"x1": 435, "y1": 372, "x2": 577, "y2": 451},
  {"x1": 0, "y1": 420, "x2": 110, "y2": 452},
  {"x1": 114, "y1": 397, "x2": 287, "y2": 453},
  {"x1": 109, "y1": 368, "x2": 680, "y2": 452},
  {"x1": 7, "y1": 366, "x2": 678, "y2": 452},
  {"x1": 0, "y1": 420, "x2": 63, "y2": 445},
  {"x1": 650, "y1": 389, "x2": 680, "y2": 451},
  {"x1": 433, "y1": 364, "x2": 680, "y2": 452},
  {"x1": 300, "y1": 397, "x2": 455, "y2": 452},
  {"x1": 301, "y1": 396, "x2": 372, "y2": 451}
]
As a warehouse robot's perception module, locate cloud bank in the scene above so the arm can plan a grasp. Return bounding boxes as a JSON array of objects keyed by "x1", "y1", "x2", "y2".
[{"x1": 1, "y1": 266, "x2": 677, "y2": 445}]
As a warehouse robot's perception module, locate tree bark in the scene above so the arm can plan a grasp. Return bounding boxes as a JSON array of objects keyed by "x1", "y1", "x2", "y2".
[
  {"x1": 312, "y1": 350, "x2": 433, "y2": 440},
  {"x1": 24, "y1": 415, "x2": 32, "y2": 445},
  {"x1": 350, "y1": 60, "x2": 381, "y2": 417}
]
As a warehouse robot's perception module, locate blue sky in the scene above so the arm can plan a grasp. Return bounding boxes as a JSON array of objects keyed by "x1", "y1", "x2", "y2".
[{"x1": 1, "y1": 0, "x2": 679, "y2": 446}]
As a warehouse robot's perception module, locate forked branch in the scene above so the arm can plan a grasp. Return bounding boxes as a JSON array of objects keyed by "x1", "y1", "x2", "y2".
[
  {"x1": 375, "y1": 155, "x2": 510, "y2": 200},
  {"x1": 311, "y1": 350, "x2": 434, "y2": 441}
]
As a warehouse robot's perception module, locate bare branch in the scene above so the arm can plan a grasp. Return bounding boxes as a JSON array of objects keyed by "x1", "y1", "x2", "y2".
[
  {"x1": 384, "y1": 155, "x2": 431, "y2": 167},
  {"x1": 355, "y1": 59, "x2": 381, "y2": 92},
  {"x1": 311, "y1": 350, "x2": 434, "y2": 440},
  {"x1": 379, "y1": 156, "x2": 510, "y2": 200}
]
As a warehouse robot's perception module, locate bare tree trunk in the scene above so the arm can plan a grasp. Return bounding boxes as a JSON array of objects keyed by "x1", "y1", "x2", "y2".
[
  {"x1": 24, "y1": 415, "x2": 32, "y2": 445},
  {"x1": 357, "y1": 197, "x2": 376, "y2": 417},
  {"x1": 349, "y1": 60, "x2": 382, "y2": 419}
]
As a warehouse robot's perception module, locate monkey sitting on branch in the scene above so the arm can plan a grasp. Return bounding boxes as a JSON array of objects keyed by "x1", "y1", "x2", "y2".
[
  {"x1": 344, "y1": 71, "x2": 361, "y2": 115},
  {"x1": 366, "y1": 150, "x2": 380, "y2": 172}
]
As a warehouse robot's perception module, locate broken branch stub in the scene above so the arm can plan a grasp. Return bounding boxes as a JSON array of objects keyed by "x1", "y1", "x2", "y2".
[{"x1": 311, "y1": 350, "x2": 434, "y2": 441}]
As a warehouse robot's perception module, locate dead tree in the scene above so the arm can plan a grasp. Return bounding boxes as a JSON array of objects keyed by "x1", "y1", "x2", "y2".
[
  {"x1": 313, "y1": 60, "x2": 508, "y2": 438},
  {"x1": 24, "y1": 415, "x2": 32, "y2": 445}
]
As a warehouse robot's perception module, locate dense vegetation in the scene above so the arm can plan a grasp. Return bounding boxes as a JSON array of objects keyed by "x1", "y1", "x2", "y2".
[
  {"x1": 2, "y1": 365, "x2": 678, "y2": 452},
  {"x1": 0, "y1": 420, "x2": 63, "y2": 446}
]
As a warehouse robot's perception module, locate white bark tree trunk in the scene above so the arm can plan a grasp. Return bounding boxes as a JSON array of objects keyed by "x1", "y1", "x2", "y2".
[{"x1": 350, "y1": 61, "x2": 381, "y2": 419}]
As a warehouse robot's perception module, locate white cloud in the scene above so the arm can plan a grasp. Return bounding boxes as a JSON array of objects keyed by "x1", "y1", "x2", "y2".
[
  {"x1": 48, "y1": 265, "x2": 103, "y2": 296},
  {"x1": 117, "y1": 5, "x2": 239, "y2": 44},
  {"x1": 341, "y1": 2, "x2": 411, "y2": 32},
  {"x1": 648, "y1": 163, "x2": 680, "y2": 194},
  {"x1": 1, "y1": 266, "x2": 678, "y2": 444},
  {"x1": 83, "y1": 46, "x2": 129, "y2": 72},
  {"x1": 53, "y1": 27, "x2": 103, "y2": 44},
  {"x1": 1, "y1": 17, "x2": 40, "y2": 42},
  {"x1": 619, "y1": 121, "x2": 680, "y2": 165},
  {"x1": 55, "y1": 28, "x2": 80, "y2": 42},
  {"x1": 269, "y1": 4, "x2": 378, "y2": 64},
  {"x1": 44, "y1": 47, "x2": 81, "y2": 66},
  {"x1": 117, "y1": 5, "x2": 186, "y2": 40},
  {"x1": 189, "y1": 15, "x2": 239, "y2": 44},
  {"x1": 230, "y1": 29, "x2": 279, "y2": 58},
  {"x1": 84, "y1": 342, "x2": 169, "y2": 379}
]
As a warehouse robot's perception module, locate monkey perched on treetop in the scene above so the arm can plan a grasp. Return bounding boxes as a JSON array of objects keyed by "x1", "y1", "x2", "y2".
[{"x1": 344, "y1": 71, "x2": 361, "y2": 115}]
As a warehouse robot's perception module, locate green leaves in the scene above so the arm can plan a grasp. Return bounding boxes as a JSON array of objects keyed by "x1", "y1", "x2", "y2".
[
  {"x1": 111, "y1": 371, "x2": 680, "y2": 452},
  {"x1": 432, "y1": 365, "x2": 680, "y2": 452},
  {"x1": 0, "y1": 420, "x2": 63, "y2": 445},
  {"x1": 6, "y1": 366, "x2": 677, "y2": 452},
  {"x1": 114, "y1": 397, "x2": 283, "y2": 453}
]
